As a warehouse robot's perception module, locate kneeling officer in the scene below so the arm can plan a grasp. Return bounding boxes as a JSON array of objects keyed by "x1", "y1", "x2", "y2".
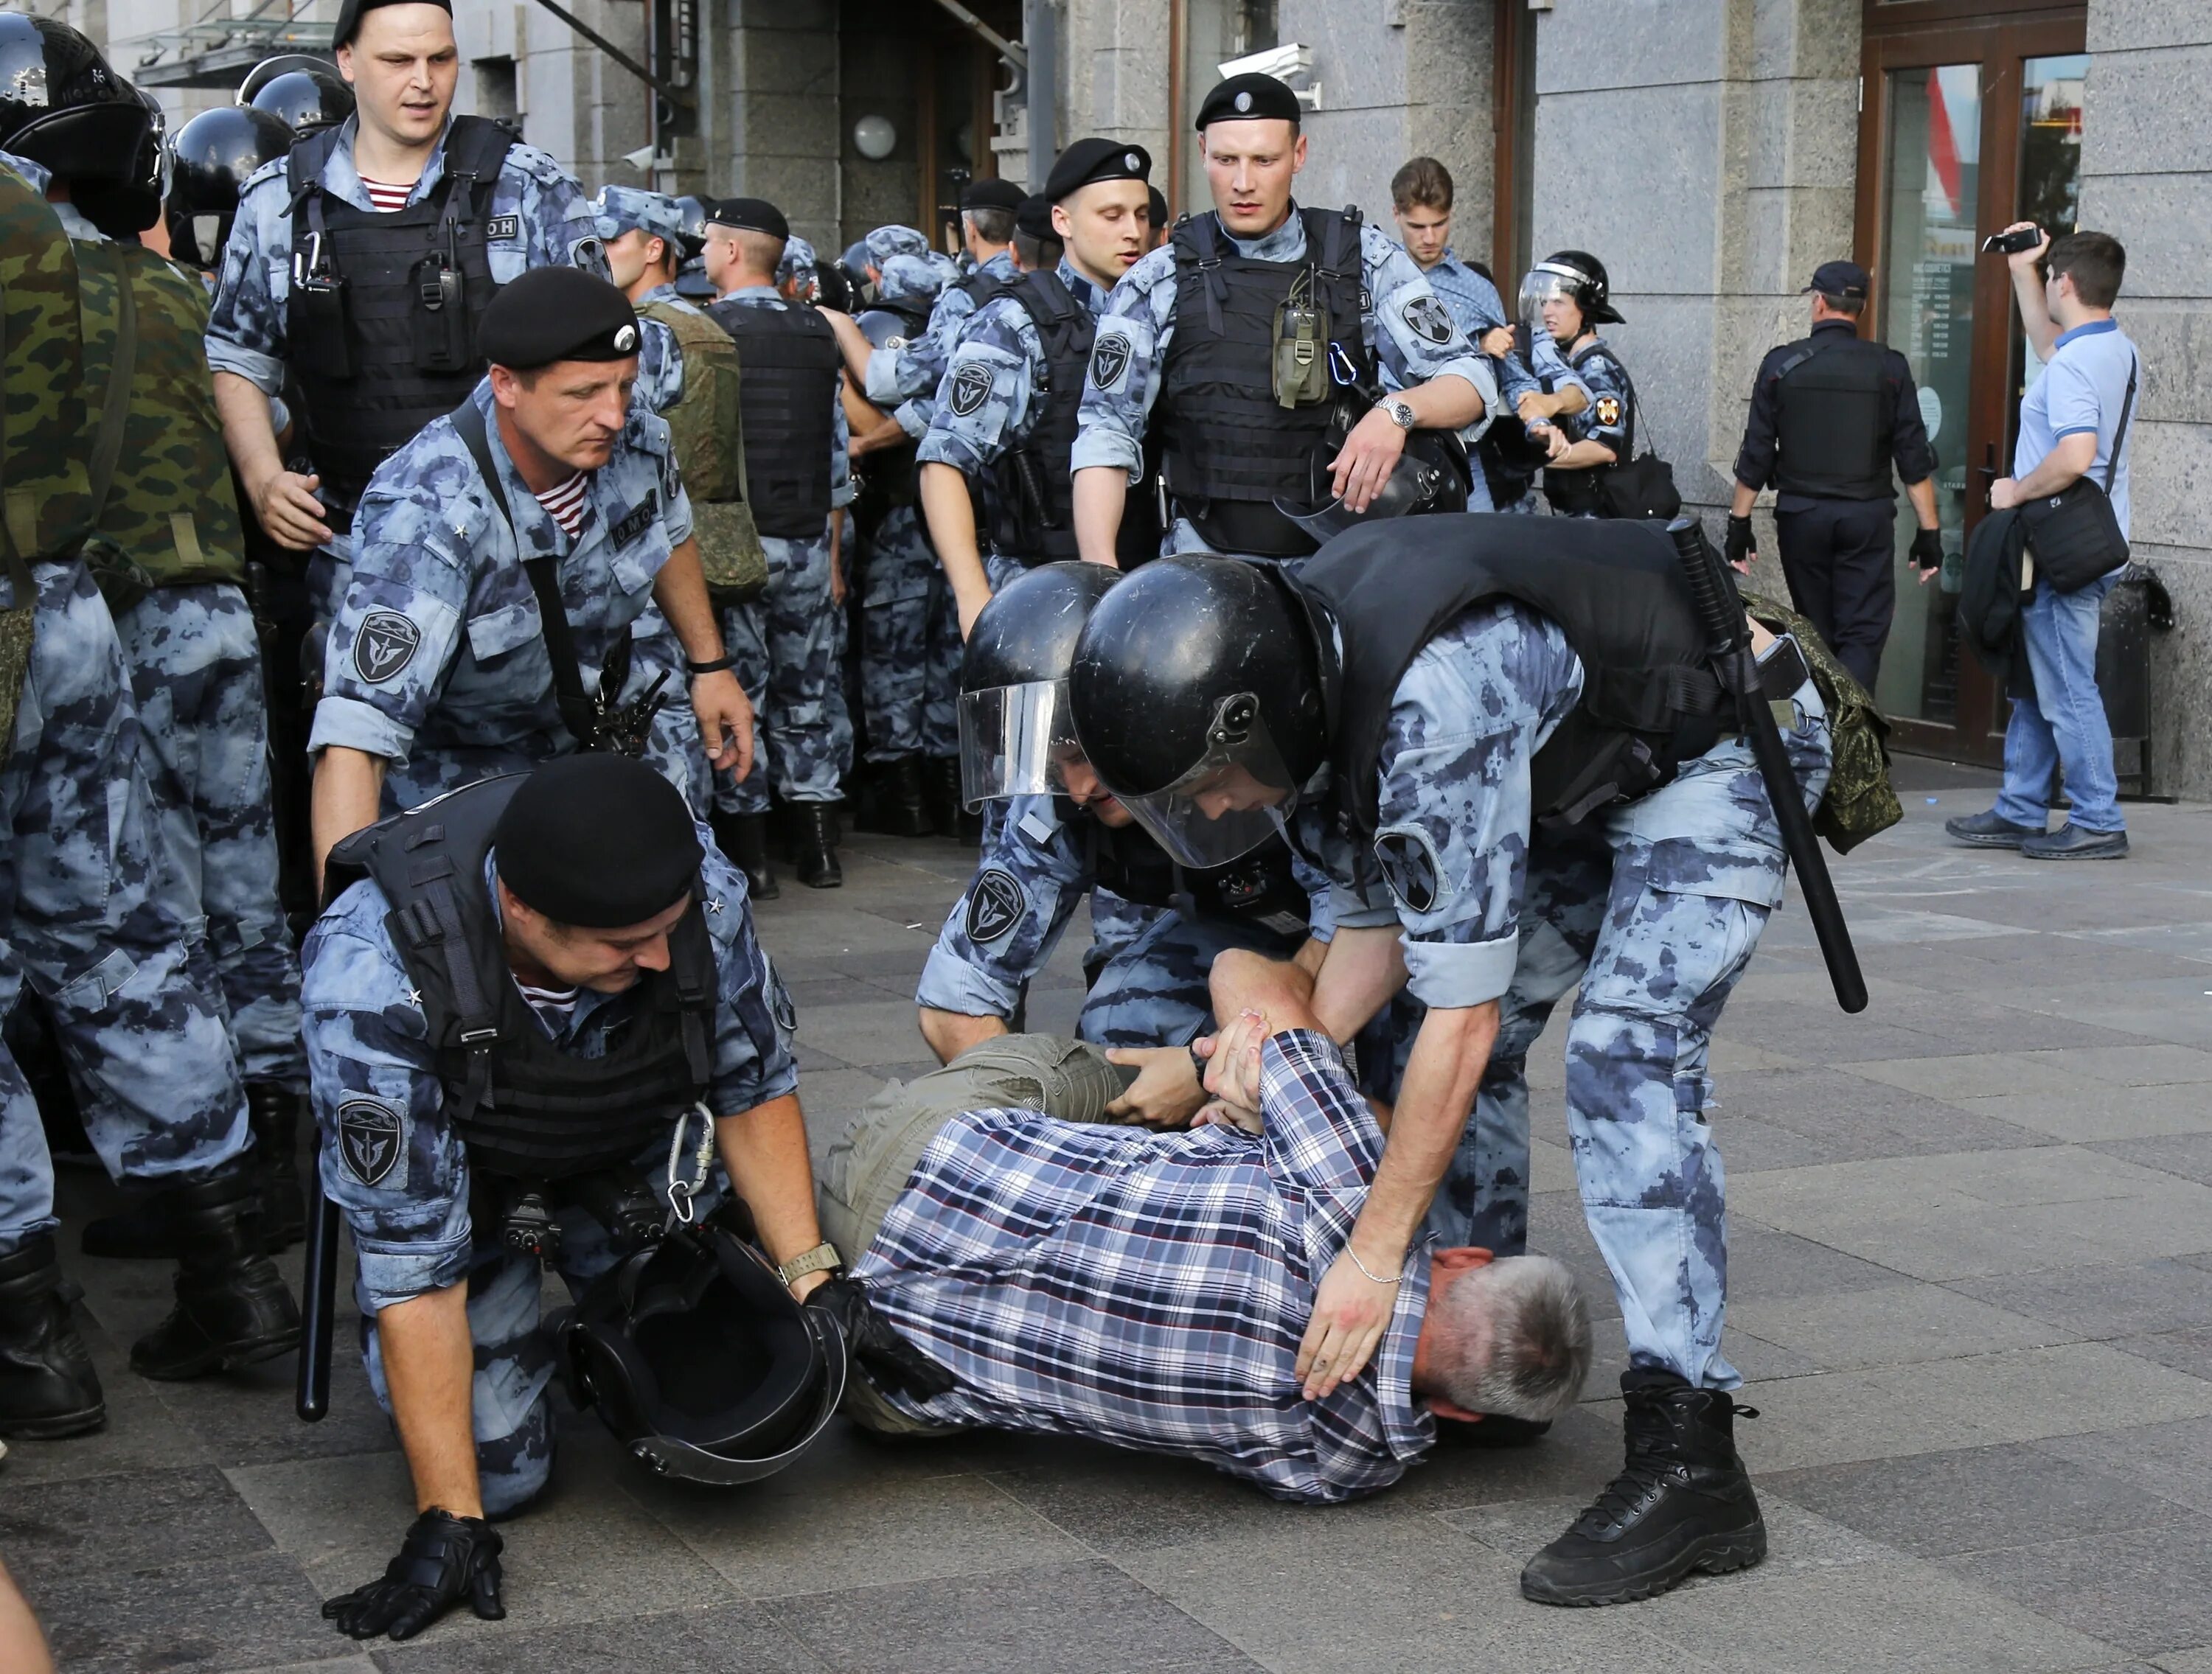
[{"x1": 305, "y1": 755, "x2": 941, "y2": 1641}]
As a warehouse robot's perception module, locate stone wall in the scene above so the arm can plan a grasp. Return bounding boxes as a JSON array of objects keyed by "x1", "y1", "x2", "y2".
[{"x1": 728, "y1": 0, "x2": 841, "y2": 250}]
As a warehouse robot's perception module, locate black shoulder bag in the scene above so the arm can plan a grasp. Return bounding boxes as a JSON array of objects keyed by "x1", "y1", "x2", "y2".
[
  {"x1": 2017, "y1": 352, "x2": 2136, "y2": 594},
  {"x1": 1590, "y1": 361, "x2": 1683, "y2": 522}
]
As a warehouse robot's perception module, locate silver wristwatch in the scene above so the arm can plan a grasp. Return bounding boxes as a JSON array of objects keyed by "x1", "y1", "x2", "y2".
[{"x1": 1385, "y1": 398, "x2": 1417, "y2": 431}]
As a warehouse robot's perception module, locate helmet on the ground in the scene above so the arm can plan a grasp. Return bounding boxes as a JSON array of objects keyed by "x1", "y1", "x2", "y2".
[
  {"x1": 0, "y1": 17, "x2": 158, "y2": 208},
  {"x1": 1068, "y1": 557, "x2": 1326, "y2": 868},
  {"x1": 959, "y1": 562, "x2": 1121, "y2": 807},
  {"x1": 243, "y1": 60, "x2": 354, "y2": 138},
  {"x1": 562, "y1": 1221, "x2": 846, "y2": 1486},
  {"x1": 1520, "y1": 248, "x2": 1624, "y2": 331},
  {"x1": 1273, "y1": 407, "x2": 1471, "y2": 545},
  {"x1": 165, "y1": 105, "x2": 293, "y2": 268}
]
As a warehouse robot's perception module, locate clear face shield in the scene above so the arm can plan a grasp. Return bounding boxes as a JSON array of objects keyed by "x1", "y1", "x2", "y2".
[
  {"x1": 1517, "y1": 263, "x2": 1582, "y2": 341},
  {"x1": 959, "y1": 677, "x2": 1082, "y2": 809},
  {"x1": 1111, "y1": 694, "x2": 1301, "y2": 869}
]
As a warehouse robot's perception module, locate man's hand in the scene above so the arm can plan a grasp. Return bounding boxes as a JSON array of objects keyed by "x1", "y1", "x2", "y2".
[
  {"x1": 250, "y1": 466, "x2": 334, "y2": 551},
  {"x1": 809, "y1": 1277, "x2": 955, "y2": 1399},
  {"x1": 2001, "y1": 220, "x2": 2051, "y2": 275},
  {"x1": 323, "y1": 1510, "x2": 504, "y2": 1642},
  {"x1": 1543, "y1": 423, "x2": 1571, "y2": 461},
  {"x1": 1197, "y1": 1008, "x2": 1270, "y2": 1112},
  {"x1": 1104, "y1": 1044, "x2": 1206, "y2": 1128},
  {"x1": 1725, "y1": 513, "x2": 1755, "y2": 574},
  {"x1": 1478, "y1": 326, "x2": 1515, "y2": 359},
  {"x1": 1328, "y1": 406, "x2": 1410, "y2": 513},
  {"x1": 1296, "y1": 1249, "x2": 1400, "y2": 1401},
  {"x1": 689, "y1": 669, "x2": 753, "y2": 776},
  {"x1": 1989, "y1": 475, "x2": 2020, "y2": 512}
]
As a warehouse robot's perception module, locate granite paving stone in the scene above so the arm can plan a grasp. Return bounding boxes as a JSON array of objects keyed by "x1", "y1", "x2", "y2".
[{"x1": 1944, "y1": 1518, "x2": 2212, "y2": 1659}]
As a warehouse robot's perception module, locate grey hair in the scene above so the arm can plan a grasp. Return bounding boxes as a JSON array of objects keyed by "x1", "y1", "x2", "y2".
[{"x1": 1427, "y1": 1255, "x2": 1593, "y2": 1423}]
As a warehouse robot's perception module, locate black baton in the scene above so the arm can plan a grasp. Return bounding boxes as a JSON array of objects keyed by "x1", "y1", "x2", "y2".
[
  {"x1": 296, "y1": 1184, "x2": 341, "y2": 1422},
  {"x1": 1667, "y1": 517, "x2": 1867, "y2": 1014}
]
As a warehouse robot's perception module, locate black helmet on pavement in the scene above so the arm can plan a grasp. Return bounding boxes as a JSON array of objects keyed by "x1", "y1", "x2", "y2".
[
  {"x1": 561, "y1": 1221, "x2": 846, "y2": 1486},
  {"x1": 1520, "y1": 248, "x2": 1624, "y2": 332},
  {"x1": 165, "y1": 104, "x2": 293, "y2": 269},
  {"x1": 959, "y1": 561, "x2": 1121, "y2": 808},
  {"x1": 0, "y1": 16, "x2": 159, "y2": 209},
  {"x1": 243, "y1": 60, "x2": 354, "y2": 138},
  {"x1": 1068, "y1": 557, "x2": 1326, "y2": 868},
  {"x1": 1273, "y1": 405, "x2": 1471, "y2": 546}
]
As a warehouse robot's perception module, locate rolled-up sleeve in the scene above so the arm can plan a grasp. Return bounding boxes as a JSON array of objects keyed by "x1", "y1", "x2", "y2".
[
  {"x1": 1072, "y1": 248, "x2": 1176, "y2": 478},
  {"x1": 700, "y1": 841, "x2": 801, "y2": 1115},
  {"x1": 204, "y1": 170, "x2": 291, "y2": 391}
]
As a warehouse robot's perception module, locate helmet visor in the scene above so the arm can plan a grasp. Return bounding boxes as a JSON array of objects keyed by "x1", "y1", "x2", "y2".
[
  {"x1": 1518, "y1": 263, "x2": 1584, "y2": 334},
  {"x1": 959, "y1": 677, "x2": 1081, "y2": 807},
  {"x1": 1110, "y1": 694, "x2": 1300, "y2": 869}
]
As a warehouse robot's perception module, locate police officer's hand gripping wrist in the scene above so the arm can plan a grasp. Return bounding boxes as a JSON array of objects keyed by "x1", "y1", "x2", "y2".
[
  {"x1": 1725, "y1": 514, "x2": 1755, "y2": 569},
  {"x1": 323, "y1": 1509, "x2": 505, "y2": 1642},
  {"x1": 1910, "y1": 526, "x2": 1944, "y2": 572},
  {"x1": 808, "y1": 1276, "x2": 956, "y2": 1399}
]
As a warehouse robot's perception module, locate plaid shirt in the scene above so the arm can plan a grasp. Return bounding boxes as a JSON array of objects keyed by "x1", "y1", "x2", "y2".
[{"x1": 853, "y1": 1030, "x2": 1436, "y2": 1504}]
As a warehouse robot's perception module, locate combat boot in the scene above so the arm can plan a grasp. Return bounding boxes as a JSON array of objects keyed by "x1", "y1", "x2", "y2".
[
  {"x1": 874, "y1": 756, "x2": 936, "y2": 838},
  {"x1": 1520, "y1": 1373, "x2": 1765, "y2": 1606},
  {"x1": 925, "y1": 756, "x2": 981, "y2": 845},
  {"x1": 247, "y1": 1082, "x2": 307, "y2": 1252},
  {"x1": 712, "y1": 809, "x2": 779, "y2": 901},
  {"x1": 790, "y1": 802, "x2": 844, "y2": 889},
  {"x1": 129, "y1": 1158, "x2": 302, "y2": 1381},
  {"x1": 0, "y1": 1233, "x2": 105, "y2": 1437}
]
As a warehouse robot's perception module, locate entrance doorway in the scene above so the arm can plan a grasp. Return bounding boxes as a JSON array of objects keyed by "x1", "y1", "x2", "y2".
[{"x1": 1854, "y1": 2, "x2": 2087, "y2": 764}]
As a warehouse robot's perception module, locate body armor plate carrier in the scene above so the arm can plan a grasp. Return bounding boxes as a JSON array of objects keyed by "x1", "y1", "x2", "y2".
[
  {"x1": 1772, "y1": 334, "x2": 1893, "y2": 501},
  {"x1": 705, "y1": 299, "x2": 841, "y2": 540}
]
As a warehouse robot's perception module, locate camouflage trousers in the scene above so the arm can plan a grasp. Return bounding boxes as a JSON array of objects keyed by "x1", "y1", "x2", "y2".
[
  {"x1": 716, "y1": 533, "x2": 845, "y2": 814},
  {"x1": 1420, "y1": 690, "x2": 1834, "y2": 1389},
  {"x1": 115, "y1": 582, "x2": 305, "y2": 1089},
  {"x1": 1077, "y1": 910, "x2": 1305, "y2": 1050},
  {"x1": 0, "y1": 561, "x2": 248, "y2": 1250},
  {"x1": 858, "y1": 506, "x2": 961, "y2": 762}
]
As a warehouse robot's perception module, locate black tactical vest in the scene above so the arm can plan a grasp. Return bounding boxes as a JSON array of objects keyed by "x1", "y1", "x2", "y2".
[
  {"x1": 1773, "y1": 332, "x2": 1892, "y2": 500},
  {"x1": 1290, "y1": 516, "x2": 1727, "y2": 848},
  {"x1": 706, "y1": 299, "x2": 841, "y2": 538},
  {"x1": 972, "y1": 270, "x2": 1160, "y2": 569},
  {"x1": 1062, "y1": 802, "x2": 1313, "y2": 941},
  {"x1": 1540, "y1": 339, "x2": 1634, "y2": 517},
  {"x1": 1158, "y1": 208, "x2": 1368, "y2": 558},
  {"x1": 325, "y1": 775, "x2": 718, "y2": 1183},
  {"x1": 285, "y1": 118, "x2": 514, "y2": 518}
]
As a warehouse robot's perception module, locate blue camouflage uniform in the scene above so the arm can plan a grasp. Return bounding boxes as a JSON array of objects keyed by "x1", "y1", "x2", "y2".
[
  {"x1": 1543, "y1": 337, "x2": 1635, "y2": 516},
  {"x1": 308, "y1": 379, "x2": 710, "y2": 816},
  {"x1": 709, "y1": 286, "x2": 857, "y2": 817},
  {"x1": 1073, "y1": 211, "x2": 1501, "y2": 551},
  {"x1": 862, "y1": 233, "x2": 1003, "y2": 429},
  {"x1": 1293, "y1": 599, "x2": 1832, "y2": 1385},
  {"x1": 776, "y1": 235, "x2": 820, "y2": 299},
  {"x1": 301, "y1": 834, "x2": 797, "y2": 1515},
  {"x1": 205, "y1": 116, "x2": 602, "y2": 621},
  {"x1": 592, "y1": 188, "x2": 695, "y2": 416},
  {"x1": 1419, "y1": 251, "x2": 1586, "y2": 515}
]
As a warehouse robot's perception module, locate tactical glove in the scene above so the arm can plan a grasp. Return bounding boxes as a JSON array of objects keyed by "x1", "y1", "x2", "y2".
[
  {"x1": 323, "y1": 1508, "x2": 505, "y2": 1642},
  {"x1": 809, "y1": 1275, "x2": 956, "y2": 1400},
  {"x1": 1724, "y1": 514, "x2": 1755, "y2": 569},
  {"x1": 1910, "y1": 526, "x2": 1945, "y2": 572}
]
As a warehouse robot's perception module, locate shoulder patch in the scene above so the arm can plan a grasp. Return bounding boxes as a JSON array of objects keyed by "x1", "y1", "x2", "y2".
[
  {"x1": 608, "y1": 494, "x2": 658, "y2": 548},
  {"x1": 484, "y1": 214, "x2": 521, "y2": 240},
  {"x1": 947, "y1": 361, "x2": 994, "y2": 416},
  {"x1": 1593, "y1": 393, "x2": 1624, "y2": 428},
  {"x1": 353, "y1": 610, "x2": 422, "y2": 685},
  {"x1": 965, "y1": 867, "x2": 1026, "y2": 944},
  {"x1": 337, "y1": 1098, "x2": 404, "y2": 1187},
  {"x1": 1088, "y1": 333, "x2": 1131, "y2": 391},
  {"x1": 1372, "y1": 826, "x2": 1445, "y2": 916},
  {"x1": 1400, "y1": 293, "x2": 1454, "y2": 346}
]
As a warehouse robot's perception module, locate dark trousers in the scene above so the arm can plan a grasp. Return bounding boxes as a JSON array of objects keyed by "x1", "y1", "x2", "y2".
[{"x1": 1774, "y1": 498, "x2": 1896, "y2": 689}]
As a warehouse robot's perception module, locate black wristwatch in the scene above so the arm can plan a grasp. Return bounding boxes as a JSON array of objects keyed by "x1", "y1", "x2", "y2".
[{"x1": 686, "y1": 652, "x2": 738, "y2": 676}]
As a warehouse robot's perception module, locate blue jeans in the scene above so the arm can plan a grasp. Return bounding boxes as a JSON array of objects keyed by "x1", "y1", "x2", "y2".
[{"x1": 1996, "y1": 573, "x2": 2124, "y2": 834}]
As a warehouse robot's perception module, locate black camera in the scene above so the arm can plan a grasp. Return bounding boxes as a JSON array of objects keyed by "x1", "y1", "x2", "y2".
[{"x1": 1981, "y1": 226, "x2": 2043, "y2": 255}]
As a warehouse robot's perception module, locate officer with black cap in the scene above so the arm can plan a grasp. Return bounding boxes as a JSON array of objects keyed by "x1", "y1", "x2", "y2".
[
  {"x1": 1013, "y1": 192, "x2": 1065, "y2": 271},
  {"x1": 1071, "y1": 71, "x2": 1495, "y2": 565},
  {"x1": 307, "y1": 266, "x2": 751, "y2": 867},
  {"x1": 1147, "y1": 184, "x2": 1170, "y2": 249},
  {"x1": 1728, "y1": 258, "x2": 1941, "y2": 688},
  {"x1": 958, "y1": 174, "x2": 1026, "y2": 272},
  {"x1": 206, "y1": 0, "x2": 603, "y2": 632},
  {"x1": 307, "y1": 753, "x2": 946, "y2": 1642},
  {"x1": 165, "y1": 104, "x2": 296, "y2": 276}
]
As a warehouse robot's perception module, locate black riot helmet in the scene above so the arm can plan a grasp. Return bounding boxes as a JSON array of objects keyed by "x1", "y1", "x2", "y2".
[
  {"x1": 243, "y1": 62, "x2": 355, "y2": 139},
  {"x1": 165, "y1": 104, "x2": 293, "y2": 270},
  {"x1": 813, "y1": 259, "x2": 856, "y2": 313},
  {"x1": 0, "y1": 17, "x2": 158, "y2": 196},
  {"x1": 1068, "y1": 557, "x2": 1326, "y2": 868},
  {"x1": 959, "y1": 562, "x2": 1121, "y2": 808},
  {"x1": 1520, "y1": 248, "x2": 1624, "y2": 334},
  {"x1": 670, "y1": 193, "x2": 709, "y2": 258},
  {"x1": 561, "y1": 1221, "x2": 846, "y2": 1487},
  {"x1": 1273, "y1": 406, "x2": 1471, "y2": 546},
  {"x1": 236, "y1": 52, "x2": 333, "y2": 105}
]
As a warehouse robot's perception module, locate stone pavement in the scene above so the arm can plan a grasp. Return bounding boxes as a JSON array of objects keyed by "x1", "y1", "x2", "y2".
[{"x1": 12, "y1": 758, "x2": 2212, "y2": 1673}]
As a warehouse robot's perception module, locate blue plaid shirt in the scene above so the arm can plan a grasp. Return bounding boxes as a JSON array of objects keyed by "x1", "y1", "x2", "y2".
[{"x1": 854, "y1": 1030, "x2": 1436, "y2": 1504}]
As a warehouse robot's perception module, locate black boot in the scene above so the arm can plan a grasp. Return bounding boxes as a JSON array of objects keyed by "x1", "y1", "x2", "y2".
[
  {"x1": 1520, "y1": 1374, "x2": 1765, "y2": 1606},
  {"x1": 128, "y1": 1159, "x2": 302, "y2": 1381},
  {"x1": 712, "y1": 809, "x2": 779, "y2": 901},
  {"x1": 0, "y1": 1234, "x2": 105, "y2": 1438},
  {"x1": 925, "y1": 756, "x2": 981, "y2": 845},
  {"x1": 790, "y1": 802, "x2": 844, "y2": 889},
  {"x1": 80, "y1": 1183, "x2": 177, "y2": 1261},
  {"x1": 875, "y1": 756, "x2": 935, "y2": 838},
  {"x1": 248, "y1": 1082, "x2": 307, "y2": 1253}
]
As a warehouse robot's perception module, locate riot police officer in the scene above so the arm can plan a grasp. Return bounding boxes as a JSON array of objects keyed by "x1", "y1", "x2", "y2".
[
  {"x1": 239, "y1": 55, "x2": 355, "y2": 139},
  {"x1": 1728, "y1": 259, "x2": 1941, "y2": 688},
  {"x1": 1071, "y1": 72, "x2": 1494, "y2": 564},
  {"x1": 1065, "y1": 522, "x2": 1834, "y2": 1605},
  {"x1": 700, "y1": 198, "x2": 856, "y2": 888},
  {"x1": 206, "y1": 0, "x2": 603, "y2": 627},
  {"x1": 1517, "y1": 250, "x2": 1640, "y2": 516},
  {"x1": 849, "y1": 190, "x2": 1021, "y2": 425},
  {"x1": 164, "y1": 105, "x2": 295, "y2": 276}
]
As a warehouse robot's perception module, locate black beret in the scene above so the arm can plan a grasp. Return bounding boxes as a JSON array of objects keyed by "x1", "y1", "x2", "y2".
[
  {"x1": 493, "y1": 756, "x2": 703, "y2": 929},
  {"x1": 333, "y1": 0, "x2": 451, "y2": 50},
  {"x1": 1196, "y1": 72, "x2": 1301, "y2": 130},
  {"x1": 1148, "y1": 185, "x2": 1169, "y2": 232},
  {"x1": 1014, "y1": 193, "x2": 1057, "y2": 243},
  {"x1": 706, "y1": 196, "x2": 789, "y2": 241},
  {"x1": 1045, "y1": 137, "x2": 1152, "y2": 203},
  {"x1": 961, "y1": 177, "x2": 1026, "y2": 215},
  {"x1": 478, "y1": 267, "x2": 641, "y2": 370}
]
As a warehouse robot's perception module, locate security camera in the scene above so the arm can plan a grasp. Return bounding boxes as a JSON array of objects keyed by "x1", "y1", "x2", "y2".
[{"x1": 1215, "y1": 43, "x2": 1320, "y2": 108}]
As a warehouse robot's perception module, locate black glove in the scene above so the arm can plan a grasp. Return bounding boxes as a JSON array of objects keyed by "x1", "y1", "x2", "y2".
[
  {"x1": 809, "y1": 1275, "x2": 956, "y2": 1400},
  {"x1": 1910, "y1": 526, "x2": 1945, "y2": 571},
  {"x1": 322, "y1": 1508, "x2": 505, "y2": 1642},
  {"x1": 1724, "y1": 514, "x2": 1755, "y2": 568}
]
